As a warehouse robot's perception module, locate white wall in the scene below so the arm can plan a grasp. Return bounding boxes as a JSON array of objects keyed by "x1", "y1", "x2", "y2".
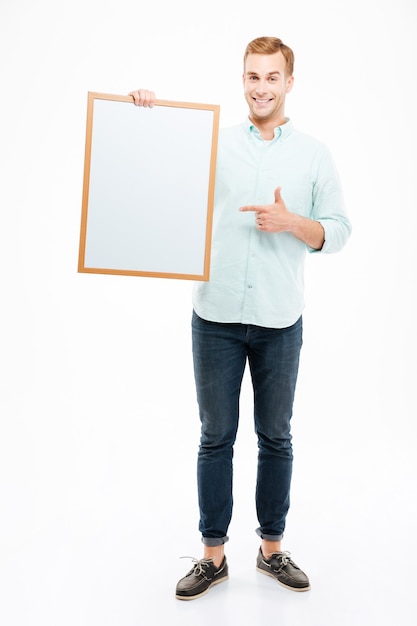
[{"x1": 1, "y1": 1, "x2": 416, "y2": 624}]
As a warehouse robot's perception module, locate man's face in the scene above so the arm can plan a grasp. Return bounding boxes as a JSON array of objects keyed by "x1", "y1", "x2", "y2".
[{"x1": 243, "y1": 51, "x2": 294, "y2": 125}]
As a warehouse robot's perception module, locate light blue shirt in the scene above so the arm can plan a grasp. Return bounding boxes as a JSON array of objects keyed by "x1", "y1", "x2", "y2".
[{"x1": 193, "y1": 118, "x2": 352, "y2": 328}]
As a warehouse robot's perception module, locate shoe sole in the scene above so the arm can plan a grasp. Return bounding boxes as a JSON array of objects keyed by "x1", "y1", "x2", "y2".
[
  {"x1": 175, "y1": 575, "x2": 229, "y2": 601},
  {"x1": 256, "y1": 566, "x2": 311, "y2": 592}
]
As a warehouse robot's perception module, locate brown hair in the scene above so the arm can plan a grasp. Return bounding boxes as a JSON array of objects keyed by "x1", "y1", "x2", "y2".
[{"x1": 243, "y1": 37, "x2": 294, "y2": 76}]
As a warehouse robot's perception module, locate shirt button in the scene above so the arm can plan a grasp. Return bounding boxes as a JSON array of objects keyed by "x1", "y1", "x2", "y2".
[{"x1": 248, "y1": 284, "x2": 253, "y2": 289}]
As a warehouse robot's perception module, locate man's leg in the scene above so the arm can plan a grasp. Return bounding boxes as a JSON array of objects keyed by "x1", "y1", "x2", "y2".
[
  {"x1": 192, "y1": 312, "x2": 247, "y2": 550},
  {"x1": 247, "y1": 317, "x2": 310, "y2": 591},
  {"x1": 247, "y1": 317, "x2": 303, "y2": 544},
  {"x1": 175, "y1": 312, "x2": 247, "y2": 600}
]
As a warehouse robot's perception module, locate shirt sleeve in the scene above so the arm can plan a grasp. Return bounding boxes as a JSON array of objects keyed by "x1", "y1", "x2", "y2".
[{"x1": 309, "y1": 146, "x2": 352, "y2": 254}]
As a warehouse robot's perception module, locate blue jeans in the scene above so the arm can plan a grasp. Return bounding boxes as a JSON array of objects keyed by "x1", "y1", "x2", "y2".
[{"x1": 192, "y1": 311, "x2": 303, "y2": 546}]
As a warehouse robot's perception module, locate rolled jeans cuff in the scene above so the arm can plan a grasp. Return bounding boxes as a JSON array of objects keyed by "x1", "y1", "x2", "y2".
[
  {"x1": 201, "y1": 535, "x2": 229, "y2": 547},
  {"x1": 255, "y1": 527, "x2": 284, "y2": 542}
]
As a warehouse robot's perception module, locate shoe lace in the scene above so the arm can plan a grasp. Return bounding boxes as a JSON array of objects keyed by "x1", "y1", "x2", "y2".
[
  {"x1": 180, "y1": 556, "x2": 213, "y2": 577},
  {"x1": 279, "y1": 551, "x2": 292, "y2": 566},
  {"x1": 266, "y1": 551, "x2": 293, "y2": 569}
]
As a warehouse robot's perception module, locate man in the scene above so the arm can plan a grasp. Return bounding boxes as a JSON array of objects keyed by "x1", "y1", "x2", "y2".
[{"x1": 130, "y1": 36, "x2": 351, "y2": 600}]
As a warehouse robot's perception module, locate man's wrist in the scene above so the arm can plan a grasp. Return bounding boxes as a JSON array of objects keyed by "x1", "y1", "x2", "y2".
[{"x1": 288, "y1": 214, "x2": 324, "y2": 249}]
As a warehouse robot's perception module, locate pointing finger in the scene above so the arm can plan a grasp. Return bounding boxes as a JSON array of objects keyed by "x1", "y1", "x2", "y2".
[{"x1": 239, "y1": 205, "x2": 258, "y2": 212}]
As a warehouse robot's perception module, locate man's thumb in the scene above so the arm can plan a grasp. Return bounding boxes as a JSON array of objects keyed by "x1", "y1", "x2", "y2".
[{"x1": 274, "y1": 186, "x2": 283, "y2": 203}]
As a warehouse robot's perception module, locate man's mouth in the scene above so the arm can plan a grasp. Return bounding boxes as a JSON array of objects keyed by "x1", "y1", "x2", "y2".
[{"x1": 254, "y1": 98, "x2": 271, "y2": 103}]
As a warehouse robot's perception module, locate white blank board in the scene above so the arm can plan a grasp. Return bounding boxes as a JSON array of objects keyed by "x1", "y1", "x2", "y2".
[{"x1": 78, "y1": 93, "x2": 220, "y2": 280}]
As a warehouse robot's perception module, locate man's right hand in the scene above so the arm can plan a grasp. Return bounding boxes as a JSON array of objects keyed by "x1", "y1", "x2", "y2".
[{"x1": 128, "y1": 89, "x2": 156, "y2": 107}]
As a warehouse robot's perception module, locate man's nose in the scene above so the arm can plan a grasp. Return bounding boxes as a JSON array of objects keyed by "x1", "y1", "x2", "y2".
[{"x1": 255, "y1": 80, "x2": 267, "y2": 94}]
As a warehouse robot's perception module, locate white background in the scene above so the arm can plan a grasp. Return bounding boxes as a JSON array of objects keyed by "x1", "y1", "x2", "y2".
[{"x1": 1, "y1": 1, "x2": 416, "y2": 625}]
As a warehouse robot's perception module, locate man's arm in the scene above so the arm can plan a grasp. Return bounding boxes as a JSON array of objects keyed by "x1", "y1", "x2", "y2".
[
  {"x1": 286, "y1": 213, "x2": 325, "y2": 250},
  {"x1": 240, "y1": 186, "x2": 325, "y2": 250}
]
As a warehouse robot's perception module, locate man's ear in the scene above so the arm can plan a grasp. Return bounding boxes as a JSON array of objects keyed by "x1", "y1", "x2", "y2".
[{"x1": 286, "y1": 75, "x2": 294, "y2": 94}]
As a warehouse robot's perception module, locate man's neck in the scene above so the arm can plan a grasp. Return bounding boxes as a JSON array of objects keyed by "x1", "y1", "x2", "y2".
[{"x1": 249, "y1": 115, "x2": 286, "y2": 140}]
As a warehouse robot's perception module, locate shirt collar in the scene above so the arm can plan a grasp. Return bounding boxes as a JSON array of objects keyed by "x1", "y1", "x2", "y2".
[{"x1": 244, "y1": 117, "x2": 293, "y2": 142}]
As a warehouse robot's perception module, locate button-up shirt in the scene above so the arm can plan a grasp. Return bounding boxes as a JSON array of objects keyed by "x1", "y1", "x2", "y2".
[{"x1": 193, "y1": 118, "x2": 352, "y2": 328}]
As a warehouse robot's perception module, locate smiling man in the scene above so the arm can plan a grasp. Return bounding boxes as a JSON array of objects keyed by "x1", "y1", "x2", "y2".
[
  {"x1": 244, "y1": 45, "x2": 293, "y2": 134},
  {"x1": 130, "y1": 36, "x2": 352, "y2": 601}
]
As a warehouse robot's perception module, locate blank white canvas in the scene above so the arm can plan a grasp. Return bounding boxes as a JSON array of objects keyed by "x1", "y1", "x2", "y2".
[{"x1": 84, "y1": 98, "x2": 215, "y2": 276}]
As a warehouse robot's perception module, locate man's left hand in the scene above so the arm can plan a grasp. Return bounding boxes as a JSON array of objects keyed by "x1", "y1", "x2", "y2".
[{"x1": 240, "y1": 187, "x2": 292, "y2": 232}]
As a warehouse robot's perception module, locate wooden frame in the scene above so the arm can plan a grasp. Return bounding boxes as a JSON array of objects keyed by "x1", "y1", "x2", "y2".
[{"x1": 78, "y1": 92, "x2": 220, "y2": 280}]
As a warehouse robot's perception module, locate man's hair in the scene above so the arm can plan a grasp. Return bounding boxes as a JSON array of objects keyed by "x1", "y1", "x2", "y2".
[{"x1": 243, "y1": 36, "x2": 294, "y2": 77}]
